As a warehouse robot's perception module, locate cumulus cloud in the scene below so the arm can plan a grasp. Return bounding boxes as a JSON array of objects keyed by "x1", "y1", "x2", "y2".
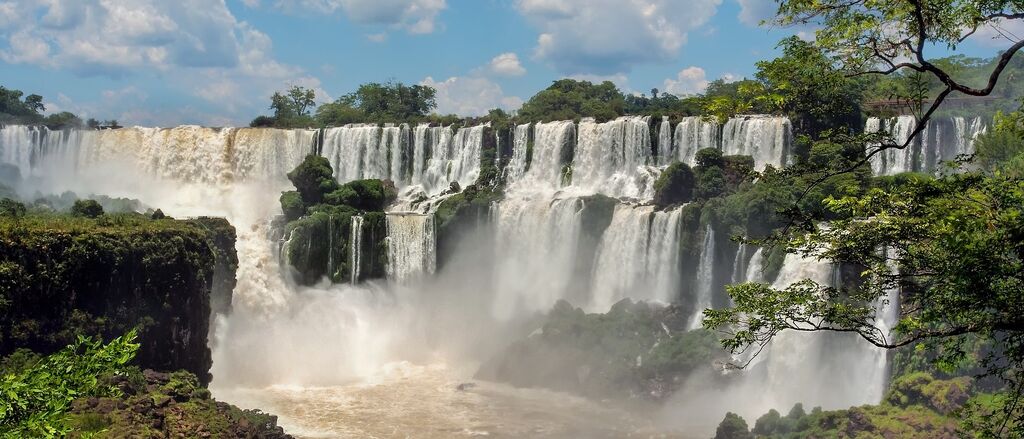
[
  {"x1": 488, "y1": 52, "x2": 526, "y2": 77},
  {"x1": 662, "y1": 66, "x2": 710, "y2": 96},
  {"x1": 421, "y1": 76, "x2": 523, "y2": 116},
  {"x1": 0, "y1": 0, "x2": 321, "y2": 125},
  {"x1": 271, "y1": 0, "x2": 446, "y2": 34},
  {"x1": 736, "y1": 0, "x2": 776, "y2": 27},
  {"x1": 515, "y1": 0, "x2": 721, "y2": 74}
]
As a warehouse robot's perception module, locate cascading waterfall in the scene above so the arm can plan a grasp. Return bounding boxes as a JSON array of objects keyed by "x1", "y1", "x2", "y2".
[
  {"x1": 385, "y1": 213, "x2": 437, "y2": 283},
  {"x1": 866, "y1": 115, "x2": 986, "y2": 175},
  {"x1": 504, "y1": 123, "x2": 532, "y2": 182},
  {"x1": 491, "y1": 196, "x2": 584, "y2": 319},
  {"x1": 2, "y1": 118, "x2": 897, "y2": 436},
  {"x1": 721, "y1": 115, "x2": 792, "y2": 170},
  {"x1": 673, "y1": 116, "x2": 720, "y2": 166},
  {"x1": 688, "y1": 225, "x2": 716, "y2": 330},
  {"x1": 350, "y1": 216, "x2": 364, "y2": 284},
  {"x1": 574, "y1": 116, "x2": 658, "y2": 199},
  {"x1": 511, "y1": 120, "x2": 575, "y2": 190},
  {"x1": 657, "y1": 116, "x2": 673, "y2": 165}
]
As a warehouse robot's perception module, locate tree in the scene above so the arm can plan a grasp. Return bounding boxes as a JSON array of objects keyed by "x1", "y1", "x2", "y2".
[
  {"x1": 70, "y1": 199, "x2": 104, "y2": 218},
  {"x1": 755, "y1": 36, "x2": 863, "y2": 141},
  {"x1": 773, "y1": 0, "x2": 1024, "y2": 163},
  {"x1": 518, "y1": 79, "x2": 626, "y2": 122},
  {"x1": 0, "y1": 198, "x2": 25, "y2": 218},
  {"x1": 715, "y1": 412, "x2": 753, "y2": 439}
]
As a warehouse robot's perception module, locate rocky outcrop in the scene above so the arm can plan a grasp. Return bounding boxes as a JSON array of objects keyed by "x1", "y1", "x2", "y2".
[
  {"x1": 68, "y1": 369, "x2": 292, "y2": 438},
  {"x1": 476, "y1": 299, "x2": 726, "y2": 400},
  {"x1": 0, "y1": 214, "x2": 238, "y2": 385}
]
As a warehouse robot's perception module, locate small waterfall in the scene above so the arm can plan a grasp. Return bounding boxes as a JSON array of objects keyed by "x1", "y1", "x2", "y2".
[
  {"x1": 673, "y1": 116, "x2": 720, "y2": 166},
  {"x1": 447, "y1": 124, "x2": 486, "y2": 190},
  {"x1": 350, "y1": 216, "x2": 364, "y2": 284},
  {"x1": 731, "y1": 244, "x2": 748, "y2": 284},
  {"x1": 865, "y1": 116, "x2": 917, "y2": 175},
  {"x1": 505, "y1": 123, "x2": 532, "y2": 182},
  {"x1": 688, "y1": 225, "x2": 716, "y2": 330},
  {"x1": 646, "y1": 207, "x2": 684, "y2": 302},
  {"x1": 721, "y1": 115, "x2": 791, "y2": 170},
  {"x1": 412, "y1": 124, "x2": 454, "y2": 193},
  {"x1": 744, "y1": 248, "x2": 765, "y2": 283},
  {"x1": 515, "y1": 120, "x2": 574, "y2": 190},
  {"x1": 385, "y1": 213, "x2": 436, "y2": 283},
  {"x1": 657, "y1": 116, "x2": 673, "y2": 165},
  {"x1": 574, "y1": 116, "x2": 658, "y2": 199},
  {"x1": 590, "y1": 205, "x2": 654, "y2": 311}
]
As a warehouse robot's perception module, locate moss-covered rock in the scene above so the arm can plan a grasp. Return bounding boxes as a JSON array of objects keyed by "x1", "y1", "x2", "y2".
[
  {"x1": 279, "y1": 191, "x2": 305, "y2": 222},
  {"x1": 287, "y1": 155, "x2": 338, "y2": 205},
  {"x1": 323, "y1": 179, "x2": 398, "y2": 211},
  {"x1": 67, "y1": 368, "x2": 292, "y2": 438},
  {"x1": 653, "y1": 162, "x2": 695, "y2": 208},
  {"x1": 0, "y1": 213, "x2": 236, "y2": 385},
  {"x1": 186, "y1": 217, "x2": 238, "y2": 319},
  {"x1": 435, "y1": 183, "x2": 503, "y2": 271}
]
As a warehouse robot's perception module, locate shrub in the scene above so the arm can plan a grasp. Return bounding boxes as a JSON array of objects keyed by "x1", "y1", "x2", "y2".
[
  {"x1": 70, "y1": 199, "x2": 104, "y2": 218},
  {"x1": 653, "y1": 162, "x2": 695, "y2": 208},
  {"x1": 0, "y1": 198, "x2": 25, "y2": 218}
]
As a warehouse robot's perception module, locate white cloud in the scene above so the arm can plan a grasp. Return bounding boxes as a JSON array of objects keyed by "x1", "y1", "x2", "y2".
[
  {"x1": 488, "y1": 52, "x2": 526, "y2": 77},
  {"x1": 421, "y1": 76, "x2": 523, "y2": 116},
  {"x1": 970, "y1": 18, "x2": 1024, "y2": 48},
  {"x1": 662, "y1": 66, "x2": 710, "y2": 96},
  {"x1": 273, "y1": 0, "x2": 446, "y2": 34},
  {"x1": 515, "y1": 0, "x2": 721, "y2": 74},
  {"x1": 736, "y1": 0, "x2": 776, "y2": 27},
  {"x1": 0, "y1": 0, "x2": 322, "y2": 126}
]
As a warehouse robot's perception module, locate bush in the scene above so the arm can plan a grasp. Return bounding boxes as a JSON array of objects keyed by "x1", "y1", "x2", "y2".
[
  {"x1": 0, "y1": 198, "x2": 25, "y2": 218},
  {"x1": 695, "y1": 147, "x2": 725, "y2": 168},
  {"x1": 323, "y1": 179, "x2": 397, "y2": 212},
  {"x1": 653, "y1": 162, "x2": 695, "y2": 208},
  {"x1": 70, "y1": 199, "x2": 104, "y2": 218},
  {"x1": 279, "y1": 191, "x2": 305, "y2": 221},
  {"x1": 0, "y1": 331, "x2": 138, "y2": 437}
]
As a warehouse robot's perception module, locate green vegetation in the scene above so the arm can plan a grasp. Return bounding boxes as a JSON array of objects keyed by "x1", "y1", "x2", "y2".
[
  {"x1": 1, "y1": 86, "x2": 85, "y2": 129},
  {"x1": 317, "y1": 81, "x2": 437, "y2": 126},
  {"x1": 0, "y1": 331, "x2": 138, "y2": 438},
  {"x1": 70, "y1": 199, "x2": 104, "y2": 218},
  {"x1": 653, "y1": 162, "x2": 695, "y2": 208},
  {"x1": 477, "y1": 299, "x2": 726, "y2": 399},
  {"x1": 517, "y1": 79, "x2": 626, "y2": 122}
]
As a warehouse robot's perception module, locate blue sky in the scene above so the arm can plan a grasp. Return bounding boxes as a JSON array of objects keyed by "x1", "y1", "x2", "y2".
[{"x1": 0, "y1": 0, "x2": 1013, "y2": 126}]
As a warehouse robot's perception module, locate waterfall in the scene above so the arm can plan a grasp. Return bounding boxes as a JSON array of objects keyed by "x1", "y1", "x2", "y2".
[
  {"x1": 646, "y1": 207, "x2": 684, "y2": 303},
  {"x1": 350, "y1": 216, "x2": 364, "y2": 284},
  {"x1": 0, "y1": 125, "x2": 316, "y2": 188},
  {"x1": 657, "y1": 116, "x2": 673, "y2": 165},
  {"x1": 731, "y1": 244, "x2": 748, "y2": 285},
  {"x1": 447, "y1": 124, "x2": 486, "y2": 190},
  {"x1": 574, "y1": 116, "x2": 658, "y2": 199},
  {"x1": 744, "y1": 248, "x2": 765, "y2": 283},
  {"x1": 865, "y1": 116, "x2": 917, "y2": 175},
  {"x1": 865, "y1": 115, "x2": 986, "y2": 176},
  {"x1": 590, "y1": 205, "x2": 654, "y2": 311},
  {"x1": 721, "y1": 115, "x2": 792, "y2": 170},
  {"x1": 504, "y1": 123, "x2": 532, "y2": 182},
  {"x1": 673, "y1": 116, "x2": 720, "y2": 166},
  {"x1": 514, "y1": 120, "x2": 574, "y2": 190},
  {"x1": 491, "y1": 196, "x2": 584, "y2": 319},
  {"x1": 385, "y1": 213, "x2": 436, "y2": 283},
  {"x1": 689, "y1": 225, "x2": 716, "y2": 330}
]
